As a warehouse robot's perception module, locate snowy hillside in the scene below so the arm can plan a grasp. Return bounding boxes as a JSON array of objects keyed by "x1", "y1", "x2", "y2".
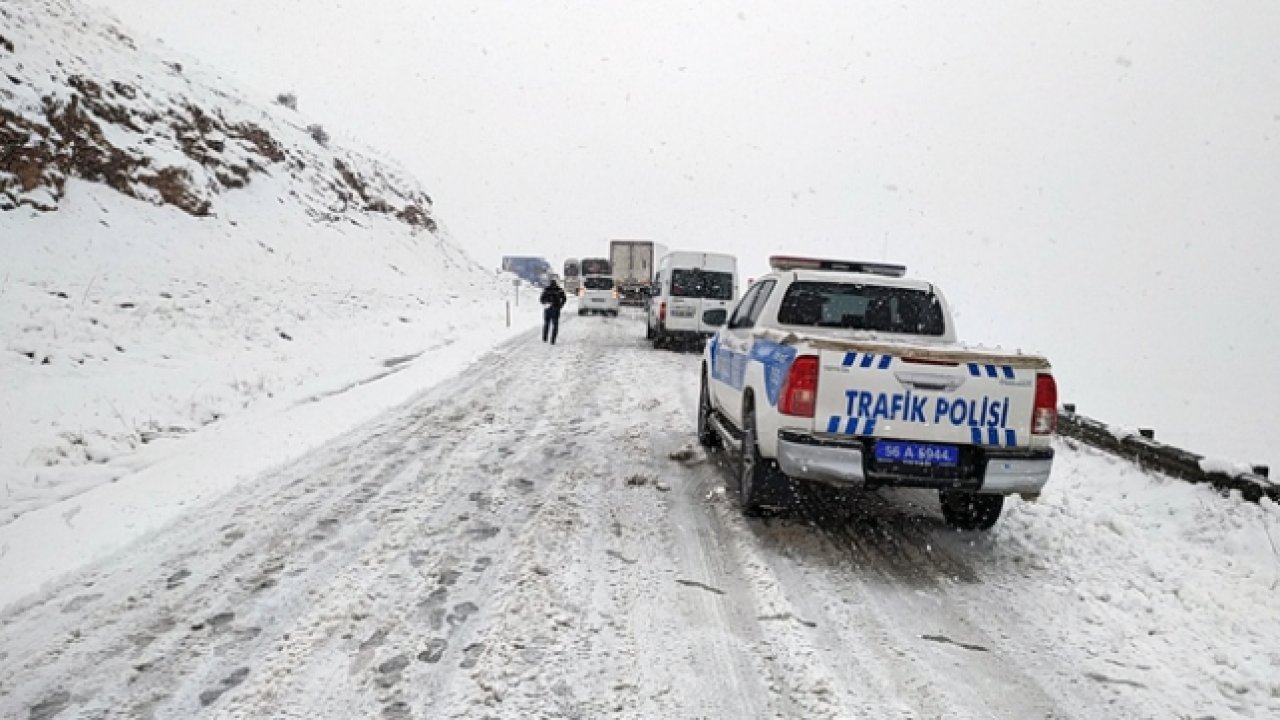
[
  {"x1": 0, "y1": 0, "x2": 439, "y2": 226},
  {"x1": 0, "y1": 0, "x2": 538, "y2": 526}
]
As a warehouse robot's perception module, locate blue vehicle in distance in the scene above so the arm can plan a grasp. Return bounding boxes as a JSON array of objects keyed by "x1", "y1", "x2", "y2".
[{"x1": 502, "y1": 256, "x2": 552, "y2": 286}]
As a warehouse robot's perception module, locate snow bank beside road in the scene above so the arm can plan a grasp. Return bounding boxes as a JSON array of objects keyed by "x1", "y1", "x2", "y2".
[
  {"x1": 955, "y1": 440, "x2": 1280, "y2": 717},
  {"x1": 0, "y1": 181, "x2": 543, "y2": 610}
]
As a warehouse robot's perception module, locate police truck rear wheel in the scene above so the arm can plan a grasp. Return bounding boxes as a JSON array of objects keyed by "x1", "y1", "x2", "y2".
[
  {"x1": 739, "y1": 407, "x2": 782, "y2": 516},
  {"x1": 939, "y1": 491, "x2": 1004, "y2": 530}
]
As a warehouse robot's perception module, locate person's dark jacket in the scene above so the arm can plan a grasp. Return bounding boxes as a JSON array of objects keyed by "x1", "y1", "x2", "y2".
[{"x1": 540, "y1": 283, "x2": 567, "y2": 312}]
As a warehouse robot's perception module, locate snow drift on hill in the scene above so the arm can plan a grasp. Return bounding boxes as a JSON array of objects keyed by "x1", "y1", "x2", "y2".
[{"x1": 0, "y1": 0, "x2": 539, "y2": 526}]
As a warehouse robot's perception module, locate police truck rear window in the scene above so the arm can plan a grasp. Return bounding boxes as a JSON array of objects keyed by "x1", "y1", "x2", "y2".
[
  {"x1": 671, "y1": 269, "x2": 733, "y2": 300},
  {"x1": 776, "y1": 282, "x2": 945, "y2": 335},
  {"x1": 583, "y1": 276, "x2": 614, "y2": 290}
]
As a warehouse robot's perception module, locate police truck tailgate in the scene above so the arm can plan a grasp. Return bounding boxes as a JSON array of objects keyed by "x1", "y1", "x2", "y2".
[{"x1": 812, "y1": 346, "x2": 1045, "y2": 451}]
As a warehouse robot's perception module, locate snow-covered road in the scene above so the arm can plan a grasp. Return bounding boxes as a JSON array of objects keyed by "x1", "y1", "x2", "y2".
[{"x1": 3, "y1": 312, "x2": 1278, "y2": 719}]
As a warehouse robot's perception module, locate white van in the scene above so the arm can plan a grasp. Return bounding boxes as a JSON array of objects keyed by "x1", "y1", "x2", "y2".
[
  {"x1": 646, "y1": 251, "x2": 738, "y2": 346},
  {"x1": 578, "y1": 274, "x2": 620, "y2": 316}
]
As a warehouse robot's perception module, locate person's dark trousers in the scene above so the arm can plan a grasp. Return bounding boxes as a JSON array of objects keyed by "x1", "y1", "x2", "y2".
[{"x1": 542, "y1": 307, "x2": 561, "y2": 344}]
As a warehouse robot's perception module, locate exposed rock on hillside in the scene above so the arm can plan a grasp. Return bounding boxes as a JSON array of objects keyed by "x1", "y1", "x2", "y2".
[{"x1": 0, "y1": 0, "x2": 437, "y2": 231}]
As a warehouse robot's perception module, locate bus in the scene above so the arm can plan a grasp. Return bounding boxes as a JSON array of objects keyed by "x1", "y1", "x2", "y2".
[
  {"x1": 563, "y1": 258, "x2": 581, "y2": 294},
  {"x1": 501, "y1": 256, "x2": 552, "y2": 286}
]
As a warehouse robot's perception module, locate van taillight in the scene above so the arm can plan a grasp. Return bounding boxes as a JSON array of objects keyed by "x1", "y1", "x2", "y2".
[
  {"x1": 659, "y1": 302, "x2": 667, "y2": 323},
  {"x1": 1032, "y1": 373, "x2": 1058, "y2": 435},
  {"x1": 779, "y1": 356, "x2": 819, "y2": 417}
]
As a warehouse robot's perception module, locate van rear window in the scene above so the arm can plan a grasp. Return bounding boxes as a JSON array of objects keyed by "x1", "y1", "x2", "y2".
[
  {"x1": 583, "y1": 276, "x2": 614, "y2": 290},
  {"x1": 671, "y1": 269, "x2": 733, "y2": 300},
  {"x1": 776, "y1": 282, "x2": 945, "y2": 335}
]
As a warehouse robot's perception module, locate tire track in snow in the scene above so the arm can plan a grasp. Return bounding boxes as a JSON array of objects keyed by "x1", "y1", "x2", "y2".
[{"x1": 0, "y1": 326, "x2": 556, "y2": 718}]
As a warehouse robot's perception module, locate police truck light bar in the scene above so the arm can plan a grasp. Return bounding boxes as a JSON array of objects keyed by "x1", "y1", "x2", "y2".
[{"x1": 768, "y1": 256, "x2": 907, "y2": 277}]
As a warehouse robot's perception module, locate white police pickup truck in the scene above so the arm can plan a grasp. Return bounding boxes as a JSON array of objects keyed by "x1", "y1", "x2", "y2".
[{"x1": 698, "y1": 256, "x2": 1058, "y2": 529}]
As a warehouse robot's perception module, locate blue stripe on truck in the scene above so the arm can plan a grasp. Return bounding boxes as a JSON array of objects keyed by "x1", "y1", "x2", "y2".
[
  {"x1": 831, "y1": 416, "x2": 878, "y2": 436},
  {"x1": 968, "y1": 362, "x2": 1017, "y2": 379},
  {"x1": 967, "y1": 426, "x2": 1021, "y2": 448},
  {"x1": 843, "y1": 351, "x2": 894, "y2": 371}
]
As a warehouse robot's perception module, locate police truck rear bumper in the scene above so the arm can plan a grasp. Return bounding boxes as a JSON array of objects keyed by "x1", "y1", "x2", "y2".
[{"x1": 775, "y1": 430, "x2": 1053, "y2": 494}]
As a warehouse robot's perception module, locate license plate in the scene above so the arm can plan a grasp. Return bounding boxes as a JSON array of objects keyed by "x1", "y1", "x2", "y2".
[
  {"x1": 671, "y1": 306, "x2": 695, "y2": 317},
  {"x1": 874, "y1": 441, "x2": 958, "y2": 466}
]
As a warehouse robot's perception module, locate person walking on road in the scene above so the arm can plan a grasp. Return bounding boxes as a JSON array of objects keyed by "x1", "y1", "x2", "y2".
[{"x1": 540, "y1": 279, "x2": 567, "y2": 344}]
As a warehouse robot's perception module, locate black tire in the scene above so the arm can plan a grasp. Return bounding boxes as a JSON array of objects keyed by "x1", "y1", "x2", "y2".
[
  {"x1": 578, "y1": 309, "x2": 586, "y2": 316},
  {"x1": 697, "y1": 370, "x2": 720, "y2": 449},
  {"x1": 646, "y1": 322, "x2": 655, "y2": 340},
  {"x1": 940, "y1": 491, "x2": 1004, "y2": 530},
  {"x1": 739, "y1": 404, "x2": 783, "y2": 516}
]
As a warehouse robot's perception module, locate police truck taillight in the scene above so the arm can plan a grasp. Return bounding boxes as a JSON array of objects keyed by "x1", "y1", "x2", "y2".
[
  {"x1": 779, "y1": 355, "x2": 819, "y2": 417},
  {"x1": 1032, "y1": 373, "x2": 1058, "y2": 435}
]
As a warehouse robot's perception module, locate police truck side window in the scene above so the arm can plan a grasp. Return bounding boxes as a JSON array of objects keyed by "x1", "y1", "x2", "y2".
[
  {"x1": 776, "y1": 281, "x2": 945, "y2": 335},
  {"x1": 744, "y1": 280, "x2": 775, "y2": 326},
  {"x1": 727, "y1": 283, "x2": 763, "y2": 329},
  {"x1": 728, "y1": 280, "x2": 774, "y2": 330}
]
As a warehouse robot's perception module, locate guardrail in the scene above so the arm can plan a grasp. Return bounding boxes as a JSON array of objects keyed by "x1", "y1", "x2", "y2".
[{"x1": 1056, "y1": 405, "x2": 1278, "y2": 503}]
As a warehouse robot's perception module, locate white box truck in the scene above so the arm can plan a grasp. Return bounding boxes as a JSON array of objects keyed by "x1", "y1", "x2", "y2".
[{"x1": 609, "y1": 239, "x2": 667, "y2": 306}]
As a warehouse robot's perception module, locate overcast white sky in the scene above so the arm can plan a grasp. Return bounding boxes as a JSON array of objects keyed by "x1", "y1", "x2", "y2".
[{"x1": 94, "y1": 0, "x2": 1280, "y2": 467}]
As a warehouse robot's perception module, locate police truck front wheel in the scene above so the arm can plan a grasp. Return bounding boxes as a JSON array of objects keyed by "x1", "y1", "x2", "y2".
[
  {"x1": 697, "y1": 370, "x2": 720, "y2": 449},
  {"x1": 939, "y1": 491, "x2": 1004, "y2": 530}
]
